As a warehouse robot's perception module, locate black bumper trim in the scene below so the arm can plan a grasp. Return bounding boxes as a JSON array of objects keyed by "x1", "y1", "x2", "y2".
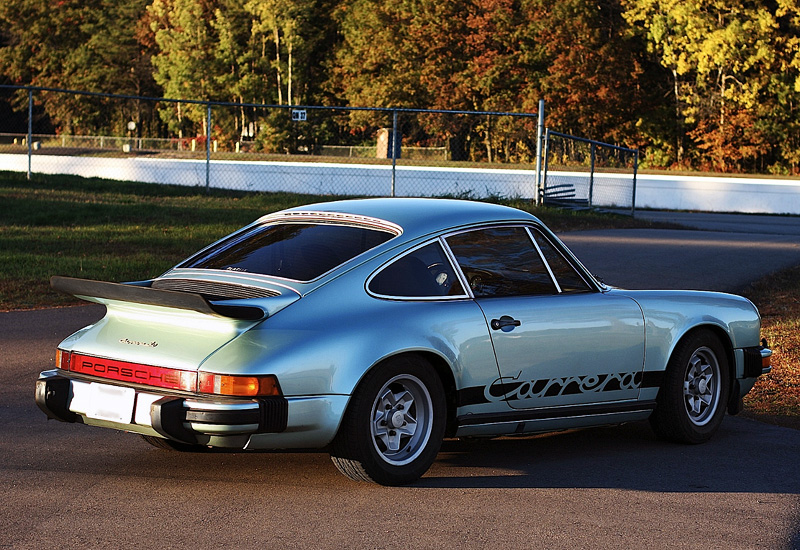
[
  {"x1": 35, "y1": 374, "x2": 82, "y2": 424},
  {"x1": 151, "y1": 397, "x2": 198, "y2": 444},
  {"x1": 150, "y1": 396, "x2": 289, "y2": 444},
  {"x1": 742, "y1": 346, "x2": 766, "y2": 378}
]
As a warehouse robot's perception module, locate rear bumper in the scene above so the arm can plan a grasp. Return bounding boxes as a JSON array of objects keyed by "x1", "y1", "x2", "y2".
[{"x1": 35, "y1": 370, "x2": 343, "y2": 449}]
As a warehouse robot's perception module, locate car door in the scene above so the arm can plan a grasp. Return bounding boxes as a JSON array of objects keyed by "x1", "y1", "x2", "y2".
[{"x1": 445, "y1": 225, "x2": 646, "y2": 410}]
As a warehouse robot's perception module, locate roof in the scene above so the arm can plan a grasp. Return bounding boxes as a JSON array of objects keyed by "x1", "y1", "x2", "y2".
[{"x1": 282, "y1": 198, "x2": 540, "y2": 241}]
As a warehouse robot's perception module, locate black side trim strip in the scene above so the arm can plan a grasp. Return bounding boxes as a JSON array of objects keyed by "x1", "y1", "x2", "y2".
[
  {"x1": 456, "y1": 400, "x2": 656, "y2": 427},
  {"x1": 640, "y1": 371, "x2": 665, "y2": 389},
  {"x1": 458, "y1": 371, "x2": 664, "y2": 407},
  {"x1": 457, "y1": 386, "x2": 490, "y2": 407}
]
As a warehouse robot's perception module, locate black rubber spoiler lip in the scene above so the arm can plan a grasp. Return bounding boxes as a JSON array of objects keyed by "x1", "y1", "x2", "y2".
[{"x1": 51, "y1": 276, "x2": 266, "y2": 320}]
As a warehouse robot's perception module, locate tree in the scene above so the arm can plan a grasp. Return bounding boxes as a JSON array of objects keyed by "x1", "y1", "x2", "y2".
[
  {"x1": 0, "y1": 0, "x2": 156, "y2": 134},
  {"x1": 623, "y1": 0, "x2": 800, "y2": 172},
  {"x1": 147, "y1": 0, "x2": 227, "y2": 137},
  {"x1": 521, "y1": 0, "x2": 662, "y2": 147}
]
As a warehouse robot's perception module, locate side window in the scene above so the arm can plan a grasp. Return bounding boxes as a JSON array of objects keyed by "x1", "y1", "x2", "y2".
[
  {"x1": 531, "y1": 230, "x2": 593, "y2": 293},
  {"x1": 446, "y1": 227, "x2": 557, "y2": 297},
  {"x1": 369, "y1": 242, "x2": 465, "y2": 298}
]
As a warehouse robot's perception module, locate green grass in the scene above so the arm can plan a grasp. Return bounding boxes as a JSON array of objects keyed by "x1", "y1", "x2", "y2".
[
  {"x1": 0, "y1": 170, "x2": 660, "y2": 310},
  {"x1": 0, "y1": 172, "x2": 339, "y2": 309}
]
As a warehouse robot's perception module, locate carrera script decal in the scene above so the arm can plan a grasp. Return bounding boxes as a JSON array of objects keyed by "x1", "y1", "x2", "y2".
[
  {"x1": 458, "y1": 370, "x2": 644, "y2": 407},
  {"x1": 119, "y1": 338, "x2": 158, "y2": 348},
  {"x1": 486, "y1": 371, "x2": 643, "y2": 403}
]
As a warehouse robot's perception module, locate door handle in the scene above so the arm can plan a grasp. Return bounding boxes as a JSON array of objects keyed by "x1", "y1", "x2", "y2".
[{"x1": 491, "y1": 316, "x2": 521, "y2": 331}]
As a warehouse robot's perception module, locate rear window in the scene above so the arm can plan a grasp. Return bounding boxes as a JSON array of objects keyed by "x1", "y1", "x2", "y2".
[{"x1": 180, "y1": 223, "x2": 395, "y2": 281}]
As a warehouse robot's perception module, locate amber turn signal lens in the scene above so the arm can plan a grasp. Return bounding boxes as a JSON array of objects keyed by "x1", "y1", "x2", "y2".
[
  {"x1": 197, "y1": 373, "x2": 281, "y2": 397},
  {"x1": 56, "y1": 349, "x2": 71, "y2": 371}
]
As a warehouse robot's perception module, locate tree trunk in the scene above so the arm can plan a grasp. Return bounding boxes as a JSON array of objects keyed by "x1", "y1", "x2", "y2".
[
  {"x1": 672, "y1": 68, "x2": 683, "y2": 163},
  {"x1": 274, "y1": 27, "x2": 283, "y2": 105}
]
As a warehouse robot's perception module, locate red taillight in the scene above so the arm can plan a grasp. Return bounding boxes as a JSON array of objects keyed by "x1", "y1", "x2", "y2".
[
  {"x1": 198, "y1": 373, "x2": 281, "y2": 397},
  {"x1": 53, "y1": 351, "x2": 281, "y2": 397},
  {"x1": 68, "y1": 353, "x2": 197, "y2": 392},
  {"x1": 56, "y1": 349, "x2": 71, "y2": 371}
]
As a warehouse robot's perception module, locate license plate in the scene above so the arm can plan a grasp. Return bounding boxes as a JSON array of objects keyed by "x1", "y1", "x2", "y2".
[{"x1": 85, "y1": 383, "x2": 136, "y2": 424}]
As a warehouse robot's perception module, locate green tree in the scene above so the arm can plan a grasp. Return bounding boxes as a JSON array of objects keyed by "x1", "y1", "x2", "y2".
[
  {"x1": 147, "y1": 0, "x2": 226, "y2": 137},
  {"x1": 0, "y1": 0, "x2": 156, "y2": 134},
  {"x1": 623, "y1": 0, "x2": 800, "y2": 172},
  {"x1": 520, "y1": 0, "x2": 662, "y2": 147}
]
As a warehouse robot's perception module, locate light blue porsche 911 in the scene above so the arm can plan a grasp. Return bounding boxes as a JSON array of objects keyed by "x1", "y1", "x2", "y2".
[{"x1": 36, "y1": 198, "x2": 772, "y2": 485}]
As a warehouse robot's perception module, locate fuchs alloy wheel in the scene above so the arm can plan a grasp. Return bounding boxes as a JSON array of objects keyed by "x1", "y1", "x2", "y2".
[
  {"x1": 650, "y1": 329, "x2": 730, "y2": 444},
  {"x1": 330, "y1": 355, "x2": 446, "y2": 485}
]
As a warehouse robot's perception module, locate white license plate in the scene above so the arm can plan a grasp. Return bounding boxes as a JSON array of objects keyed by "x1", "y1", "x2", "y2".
[{"x1": 85, "y1": 383, "x2": 136, "y2": 424}]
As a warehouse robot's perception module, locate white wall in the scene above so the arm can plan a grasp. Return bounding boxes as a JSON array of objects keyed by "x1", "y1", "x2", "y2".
[{"x1": 2, "y1": 153, "x2": 799, "y2": 215}]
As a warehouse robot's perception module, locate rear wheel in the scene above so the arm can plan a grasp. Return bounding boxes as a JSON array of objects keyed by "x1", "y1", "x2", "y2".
[
  {"x1": 330, "y1": 355, "x2": 446, "y2": 485},
  {"x1": 650, "y1": 330, "x2": 730, "y2": 444}
]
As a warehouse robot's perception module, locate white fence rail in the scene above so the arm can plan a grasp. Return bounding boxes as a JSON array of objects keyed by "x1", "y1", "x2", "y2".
[{"x1": 1, "y1": 153, "x2": 799, "y2": 215}]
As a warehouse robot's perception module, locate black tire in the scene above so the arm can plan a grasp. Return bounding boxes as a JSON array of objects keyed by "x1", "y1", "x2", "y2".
[
  {"x1": 140, "y1": 435, "x2": 209, "y2": 452},
  {"x1": 330, "y1": 355, "x2": 446, "y2": 486},
  {"x1": 650, "y1": 329, "x2": 730, "y2": 444}
]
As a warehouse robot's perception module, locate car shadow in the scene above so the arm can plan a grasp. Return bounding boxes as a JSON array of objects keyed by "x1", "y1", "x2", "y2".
[{"x1": 417, "y1": 417, "x2": 800, "y2": 494}]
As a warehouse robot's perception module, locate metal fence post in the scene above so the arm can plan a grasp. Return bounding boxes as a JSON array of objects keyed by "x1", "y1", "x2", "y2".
[
  {"x1": 631, "y1": 149, "x2": 639, "y2": 217},
  {"x1": 205, "y1": 102, "x2": 212, "y2": 192},
  {"x1": 27, "y1": 89, "x2": 33, "y2": 180},
  {"x1": 542, "y1": 128, "x2": 551, "y2": 199},
  {"x1": 390, "y1": 109, "x2": 398, "y2": 197},
  {"x1": 535, "y1": 99, "x2": 545, "y2": 204},
  {"x1": 588, "y1": 142, "x2": 596, "y2": 208}
]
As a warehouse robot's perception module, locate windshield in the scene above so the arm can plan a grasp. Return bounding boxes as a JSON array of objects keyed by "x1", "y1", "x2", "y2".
[{"x1": 180, "y1": 222, "x2": 395, "y2": 281}]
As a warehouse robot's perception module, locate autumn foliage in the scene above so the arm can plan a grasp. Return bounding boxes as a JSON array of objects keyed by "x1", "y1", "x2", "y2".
[{"x1": 1, "y1": 0, "x2": 799, "y2": 173}]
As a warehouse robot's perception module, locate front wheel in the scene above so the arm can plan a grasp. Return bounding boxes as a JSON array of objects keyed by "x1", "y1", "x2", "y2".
[
  {"x1": 650, "y1": 330, "x2": 730, "y2": 444},
  {"x1": 330, "y1": 355, "x2": 446, "y2": 485}
]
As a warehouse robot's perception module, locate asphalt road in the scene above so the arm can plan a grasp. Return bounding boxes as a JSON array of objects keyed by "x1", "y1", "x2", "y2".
[
  {"x1": 2, "y1": 213, "x2": 799, "y2": 549},
  {"x1": 561, "y1": 211, "x2": 800, "y2": 292}
]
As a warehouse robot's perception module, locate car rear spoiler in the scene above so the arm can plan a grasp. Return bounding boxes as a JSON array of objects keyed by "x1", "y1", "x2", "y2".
[{"x1": 51, "y1": 276, "x2": 267, "y2": 321}]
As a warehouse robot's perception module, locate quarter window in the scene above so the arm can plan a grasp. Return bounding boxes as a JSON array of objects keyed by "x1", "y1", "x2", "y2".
[
  {"x1": 446, "y1": 227, "x2": 557, "y2": 297},
  {"x1": 369, "y1": 242, "x2": 465, "y2": 298}
]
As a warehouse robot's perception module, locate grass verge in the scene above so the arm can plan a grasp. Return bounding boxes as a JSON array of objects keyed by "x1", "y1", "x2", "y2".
[
  {"x1": 741, "y1": 265, "x2": 800, "y2": 429},
  {"x1": 0, "y1": 170, "x2": 659, "y2": 310}
]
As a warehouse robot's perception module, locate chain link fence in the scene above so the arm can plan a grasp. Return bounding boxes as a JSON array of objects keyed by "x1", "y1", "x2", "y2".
[
  {"x1": 0, "y1": 85, "x2": 548, "y2": 200},
  {"x1": 543, "y1": 130, "x2": 638, "y2": 214}
]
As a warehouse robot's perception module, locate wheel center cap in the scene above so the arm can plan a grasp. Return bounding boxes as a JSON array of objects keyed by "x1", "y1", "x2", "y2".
[
  {"x1": 390, "y1": 411, "x2": 405, "y2": 428},
  {"x1": 698, "y1": 379, "x2": 708, "y2": 393}
]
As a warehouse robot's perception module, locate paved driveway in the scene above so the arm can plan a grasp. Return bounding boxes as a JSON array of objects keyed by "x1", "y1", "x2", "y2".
[{"x1": 560, "y1": 212, "x2": 800, "y2": 292}]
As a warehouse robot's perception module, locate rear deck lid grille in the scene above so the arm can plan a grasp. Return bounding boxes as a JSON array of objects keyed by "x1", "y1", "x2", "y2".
[{"x1": 151, "y1": 279, "x2": 279, "y2": 300}]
